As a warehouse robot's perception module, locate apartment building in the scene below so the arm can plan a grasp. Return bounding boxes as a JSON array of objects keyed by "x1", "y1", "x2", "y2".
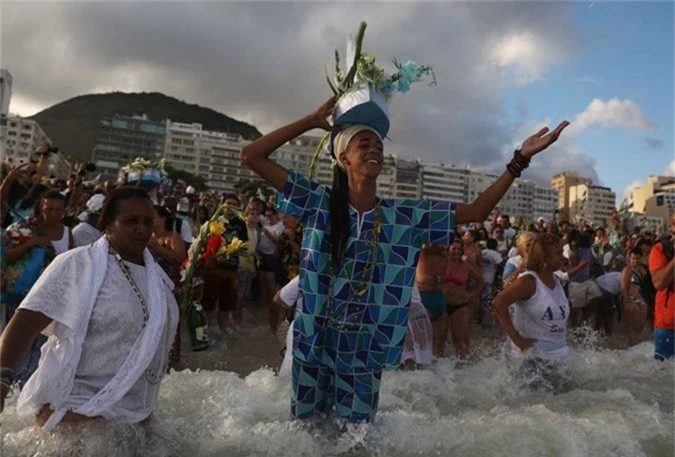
[
  {"x1": 92, "y1": 114, "x2": 166, "y2": 179},
  {"x1": 568, "y1": 183, "x2": 617, "y2": 226}
]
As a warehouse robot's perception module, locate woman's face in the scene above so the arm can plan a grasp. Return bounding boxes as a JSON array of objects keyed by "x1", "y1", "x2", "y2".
[
  {"x1": 340, "y1": 130, "x2": 384, "y2": 180},
  {"x1": 462, "y1": 231, "x2": 475, "y2": 245},
  {"x1": 40, "y1": 198, "x2": 65, "y2": 225},
  {"x1": 448, "y1": 241, "x2": 462, "y2": 259},
  {"x1": 244, "y1": 205, "x2": 258, "y2": 224},
  {"x1": 548, "y1": 239, "x2": 565, "y2": 270},
  {"x1": 106, "y1": 197, "x2": 155, "y2": 259}
]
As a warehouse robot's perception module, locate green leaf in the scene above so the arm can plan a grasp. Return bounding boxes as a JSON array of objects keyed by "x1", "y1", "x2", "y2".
[
  {"x1": 325, "y1": 65, "x2": 338, "y2": 96},
  {"x1": 342, "y1": 21, "x2": 367, "y2": 92},
  {"x1": 334, "y1": 49, "x2": 343, "y2": 85},
  {"x1": 308, "y1": 132, "x2": 331, "y2": 180}
]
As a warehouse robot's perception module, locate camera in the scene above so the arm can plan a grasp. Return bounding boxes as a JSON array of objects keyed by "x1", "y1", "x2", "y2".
[{"x1": 46, "y1": 146, "x2": 60, "y2": 154}]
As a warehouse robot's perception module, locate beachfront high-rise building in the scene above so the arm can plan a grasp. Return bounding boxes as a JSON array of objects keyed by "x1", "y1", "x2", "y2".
[
  {"x1": 3, "y1": 116, "x2": 51, "y2": 164},
  {"x1": 92, "y1": 114, "x2": 166, "y2": 179},
  {"x1": 568, "y1": 183, "x2": 616, "y2": 226},
  {"x1": 420, "y1": 162, "x2": 470, "y2": 203},
  {"x1": 532, "y1": 185, "x2": 560, "y2": 221},
  {"x1": 0, "y1": 69, "x2": 11, "y2": 161},
  {"x1": 625, "y1": 175, "x2": 675, "y2": 227},
  {"x1": 164, "y1": 120, "x2": 259, "y2": 192},
  {"x1": 551, "y1": 171, "x2": 593, "y2": 220},
  {"x1": 465, "y1": 171, "x2": 559, "y2": 222},
  {"x1": 0, "y1": 69, "x2": 12, "y2": 120}
]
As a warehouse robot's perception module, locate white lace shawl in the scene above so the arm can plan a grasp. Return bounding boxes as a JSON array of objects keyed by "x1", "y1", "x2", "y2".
[{"x1": 16, "y1": 236, "x2": 176, "y2": 430}]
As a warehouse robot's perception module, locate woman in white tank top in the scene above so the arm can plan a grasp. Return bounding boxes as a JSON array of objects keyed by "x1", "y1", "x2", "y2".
[{"x1": 492, "y1": 233, "x2": 570, "y2": 387}]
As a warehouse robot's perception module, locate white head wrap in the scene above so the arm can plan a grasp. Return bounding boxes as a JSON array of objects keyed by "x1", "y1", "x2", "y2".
[{"x1": 332, "y1": 124, "x2": 383, "y2": 170}]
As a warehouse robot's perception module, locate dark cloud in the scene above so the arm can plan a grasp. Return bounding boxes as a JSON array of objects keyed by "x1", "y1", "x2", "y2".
[
  {"x1": 646, "y1": 138, "x2": 664, "y2": 149},
  {"x1": 2, "y1": 1, "x2": 596, "y2": 182}
]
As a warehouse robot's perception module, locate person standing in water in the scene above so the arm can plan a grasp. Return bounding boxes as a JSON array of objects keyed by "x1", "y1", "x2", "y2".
[
  {"x1": 241, "y1": 96, "x2": 567, "y2": 422},
  {"x1": 492, "y1": 233, "x2": 570, "y2": 389}
]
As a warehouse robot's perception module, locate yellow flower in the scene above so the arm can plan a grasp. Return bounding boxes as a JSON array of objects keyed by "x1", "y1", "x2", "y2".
[
  {"x1": 225, "y1": 238, "x2": 247, "y2": 257},
  {"x1": 228, "y1": 237, "x2": 243, "y2": 251},
  {"x1": 216, "y1": 242, "x2": 228, "y2": 257},
  {"x1": 209, "y1": 221, "x2": 226, "y2": 236}
]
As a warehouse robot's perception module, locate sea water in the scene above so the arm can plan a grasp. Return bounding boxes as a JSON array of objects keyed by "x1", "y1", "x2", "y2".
[{"x1": 1, "y1": 339, "x2": 673, "y2": 457}]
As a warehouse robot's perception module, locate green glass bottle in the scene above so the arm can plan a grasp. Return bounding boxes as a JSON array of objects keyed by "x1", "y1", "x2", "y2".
[{"x1": 188, "y1": 300, "x2": 209, "y2": 351}]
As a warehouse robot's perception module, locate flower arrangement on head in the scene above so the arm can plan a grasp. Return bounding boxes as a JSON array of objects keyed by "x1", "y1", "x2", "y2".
[
  {"x1": 177, "y1": 204, "x2": 255, "y2": 313},
  {"x1": 120, "y1": 157, "x2": 171, "y2": 191},
  {"x1": 309, "y1": 21, "x2": 436, "y2": 178}
]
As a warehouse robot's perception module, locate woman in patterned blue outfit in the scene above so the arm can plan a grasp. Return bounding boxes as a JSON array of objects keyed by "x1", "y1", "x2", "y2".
[{"x1": 241, "y1": 98, "x2": 568, "y2": 423}]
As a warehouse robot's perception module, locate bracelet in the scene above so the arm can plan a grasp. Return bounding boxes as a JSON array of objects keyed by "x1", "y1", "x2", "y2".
[
  {"x1": 506, "y1": 161, "x2": 522, "y2": 178},
  {"x1": 513, "y1": 149, "x2": 530, "y2": 167}
]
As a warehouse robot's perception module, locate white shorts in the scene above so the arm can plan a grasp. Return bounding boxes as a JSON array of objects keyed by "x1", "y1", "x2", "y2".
[{"x1": 569, "y1": 279, "x2": 603, "y2": 309}]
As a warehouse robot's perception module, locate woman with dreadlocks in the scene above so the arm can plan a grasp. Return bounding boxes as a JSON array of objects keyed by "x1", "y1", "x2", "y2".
[{"x1": 241, "y1": 94, "x2": 567, "y2": 422}]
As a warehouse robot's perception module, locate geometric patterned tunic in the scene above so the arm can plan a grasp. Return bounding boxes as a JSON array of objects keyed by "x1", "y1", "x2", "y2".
[{"x1": 277, "y1": 170, "x2": 456, "y2": 372}]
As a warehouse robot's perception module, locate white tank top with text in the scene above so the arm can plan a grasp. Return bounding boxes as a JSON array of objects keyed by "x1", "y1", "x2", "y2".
[{"x1": 506, "y1": 271, "x2": 570, "y2": 359}]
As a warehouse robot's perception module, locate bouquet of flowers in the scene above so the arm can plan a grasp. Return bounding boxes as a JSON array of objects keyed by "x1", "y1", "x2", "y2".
[
  {"x1": 309, "y1": 21, "x2": 436, "y2": 179},
  {"x1": 177, "y1": 204, "x2": 255, "y2": 350},
  {"x1": 5, "y1": 218, "x2": 38, "y2": 246},
  {"x1": 1, "y1": 218, "x2": 55, "y2": 300}
]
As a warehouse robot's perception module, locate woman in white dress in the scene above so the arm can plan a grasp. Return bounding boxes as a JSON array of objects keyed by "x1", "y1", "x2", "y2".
[
  {"x1": 492, "y1": 233, "x2": 569, "y2": 389},
  {"x1": 0, "y1": 187, "x2": 179, "y2": 429}
]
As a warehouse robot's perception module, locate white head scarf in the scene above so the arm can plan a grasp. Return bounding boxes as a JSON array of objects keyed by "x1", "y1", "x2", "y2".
[{"x1": 332, "y1": 124, "x2": 383, "y2": 170}]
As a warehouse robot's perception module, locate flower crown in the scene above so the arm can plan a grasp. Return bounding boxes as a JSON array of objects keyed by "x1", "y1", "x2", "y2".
[{"x1": 308, "y1": 22, "x2": 436, "y2": 179}]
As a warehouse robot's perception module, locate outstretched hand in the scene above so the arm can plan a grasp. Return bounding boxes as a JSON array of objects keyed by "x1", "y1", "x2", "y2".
[
  {"x1": 520, "y1": 121, "x2": 570, "y2": 159},
  {"x1": 308, "y1": 97, "x2": 338, "y2": 131}
]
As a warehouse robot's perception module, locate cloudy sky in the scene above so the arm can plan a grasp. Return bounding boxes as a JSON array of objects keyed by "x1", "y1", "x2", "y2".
[{"x1": 2, "y1": 1, "x2": 673, "y2": 203}]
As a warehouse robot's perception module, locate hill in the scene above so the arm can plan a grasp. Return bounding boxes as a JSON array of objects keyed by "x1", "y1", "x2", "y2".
[{"x1": 29, "y1": 92, "x2": 261, "y2": 164}]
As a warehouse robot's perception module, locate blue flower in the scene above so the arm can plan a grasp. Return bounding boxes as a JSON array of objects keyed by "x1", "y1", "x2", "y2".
[
  {"x1": 399, "y1": 60, "x2": 421, "y2": 83},
  {"x1": 397, "y1": 79, "x2": 411, "y2": 93}
]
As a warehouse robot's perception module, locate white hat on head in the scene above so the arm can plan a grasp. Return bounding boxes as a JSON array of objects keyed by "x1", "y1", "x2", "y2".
[
  {"x1": 186, "y1": 185, "x2": 196, "y2": 195},
  {"x1": 78, "y1": 193, "x2": 106, "y2": 221},
  {"x1": 86, "y1": 194, "x2": 106, "y2": 213},
  {"x1": 332, "y1": 124, "x2": 383, "y2": 170}
]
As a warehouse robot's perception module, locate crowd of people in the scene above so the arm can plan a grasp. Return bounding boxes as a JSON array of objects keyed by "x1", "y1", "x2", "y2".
[{"x1": 0, "y1": 110, "x2": 673, "y2": 431}]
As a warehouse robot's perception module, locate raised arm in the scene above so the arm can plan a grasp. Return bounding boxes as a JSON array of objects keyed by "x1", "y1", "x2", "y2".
[
  {"x1": 241, "y1": 98, "x2": 336, "y2": 192},
  {"x1": 456, "y1": 122, "x2": 569, "y2": 224}
]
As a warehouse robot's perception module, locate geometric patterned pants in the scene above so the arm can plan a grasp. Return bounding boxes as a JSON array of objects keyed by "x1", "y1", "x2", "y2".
[{"x1": 290, "y1": 357, "x2": 383, "y2": 423}]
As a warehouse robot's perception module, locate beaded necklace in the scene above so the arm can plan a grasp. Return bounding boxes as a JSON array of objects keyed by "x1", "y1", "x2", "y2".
[
  {"x1": 323, "y1": 200, "x2": 381, "y2": 331},
  {"x1": 107, "y1": 240, "x2": 170, "y2": 385}
]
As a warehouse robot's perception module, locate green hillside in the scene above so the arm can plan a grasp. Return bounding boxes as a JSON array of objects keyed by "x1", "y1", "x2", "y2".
[{"x1": 29, "y1": 91, "x2": 261, "y2": 164}]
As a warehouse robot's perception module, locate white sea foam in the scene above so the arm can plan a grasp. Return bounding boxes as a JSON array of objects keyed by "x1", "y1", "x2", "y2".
[{"x1": 1, "y1": 342, "x2": 673, "y2": 457}]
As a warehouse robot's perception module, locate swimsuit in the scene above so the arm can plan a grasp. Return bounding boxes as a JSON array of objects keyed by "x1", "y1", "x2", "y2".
[
  {"x1": 446, "y1": 302, "x2": 469, "y2": 316},
  {"x1": 419, "y1": 290, "x2": 446, "y2": 320}
]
